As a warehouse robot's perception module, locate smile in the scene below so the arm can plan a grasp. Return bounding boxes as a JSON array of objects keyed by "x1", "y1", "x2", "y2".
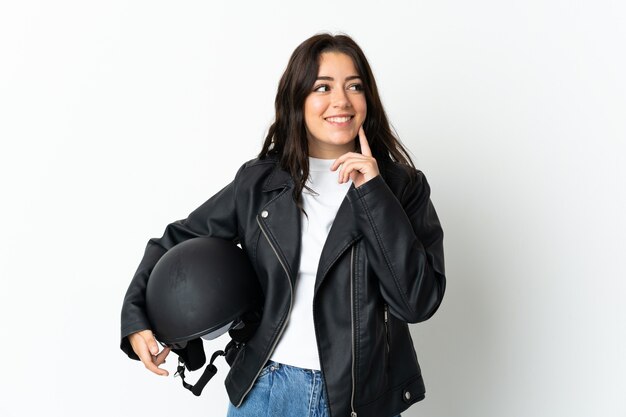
[{"x1": 325, "y1": 115, "x2": 354, "y2": 125}]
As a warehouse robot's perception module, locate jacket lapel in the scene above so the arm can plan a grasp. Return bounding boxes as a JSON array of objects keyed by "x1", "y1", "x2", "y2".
[
  {"x1": 259, "y1": 161, "x2": 362, "y2": 292},
  {"x1": 315, "y1": 190, "x2": 362, "y2": 294},
  {"x1": 258, "y1": 165, "x2": 302, "y2": 285}
]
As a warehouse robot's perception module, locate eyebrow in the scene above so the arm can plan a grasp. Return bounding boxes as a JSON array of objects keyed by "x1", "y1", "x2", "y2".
[{"x1": 315, "y1": 75, "x2": 362, "y2": 81}]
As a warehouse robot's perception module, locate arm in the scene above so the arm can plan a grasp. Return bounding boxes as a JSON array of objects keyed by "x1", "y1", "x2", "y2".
[
  {"x1": 346, "y1": 169, "x2": 446, "y2": 323},
  {"x1": 120, "y1": 162, "x2": 246, "y2": 359}
]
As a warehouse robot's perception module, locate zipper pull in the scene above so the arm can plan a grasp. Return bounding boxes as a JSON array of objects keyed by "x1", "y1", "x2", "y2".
[
  {"x1": 351, "y1": 412, "x2": 357, "y2": 417},
  {"x1": 384, "y1": 304, "x2": 389, "y2": 323}
]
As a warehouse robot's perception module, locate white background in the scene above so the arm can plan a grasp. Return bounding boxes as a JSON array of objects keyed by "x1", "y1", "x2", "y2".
[{"x1": 0, "y1": 1, "x2": 624, "y2": 416}]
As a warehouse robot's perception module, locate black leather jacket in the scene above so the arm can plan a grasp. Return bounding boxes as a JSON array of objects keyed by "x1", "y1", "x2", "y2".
[{"x1": 120, "y1": 154, "x2": 446, "y2": 417}]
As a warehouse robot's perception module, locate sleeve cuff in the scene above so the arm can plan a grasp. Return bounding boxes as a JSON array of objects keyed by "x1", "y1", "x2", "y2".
[{"x1": 347, "y1": 174, "x2": 388, "y2": 202}]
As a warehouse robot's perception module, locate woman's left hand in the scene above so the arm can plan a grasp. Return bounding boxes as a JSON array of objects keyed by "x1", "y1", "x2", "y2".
[{"x1": 331, "y1": 126, "x2": 380, "y2": 188}]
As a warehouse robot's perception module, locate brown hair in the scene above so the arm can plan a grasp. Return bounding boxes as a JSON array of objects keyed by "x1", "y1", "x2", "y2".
[{"x1": 258, "y1": 32, "x2": 417, "y2": 212}]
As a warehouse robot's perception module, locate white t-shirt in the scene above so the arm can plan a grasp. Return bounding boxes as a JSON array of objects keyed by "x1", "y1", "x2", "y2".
[{"x1": 269, "y1": 156, "x2": 352, "y2": 370}]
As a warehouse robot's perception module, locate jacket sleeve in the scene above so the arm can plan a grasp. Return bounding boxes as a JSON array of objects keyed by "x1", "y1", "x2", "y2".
[
  {"x1": 346, "y1": 169, "x2": 446, "y2": 323},
  {"x1": 120, "y1": 162, "x2": 246, "y2": 359}
]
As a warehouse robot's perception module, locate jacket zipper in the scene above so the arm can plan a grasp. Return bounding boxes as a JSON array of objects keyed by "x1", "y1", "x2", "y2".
[
  {"x1": 384, "y1": 303, "x2": 390, "y2": 355},
  {"x1": 350, "y1": 246, "x2": 357, "y2": 417},
  {"x1": 236, "y1": 215, "x2": 294, "y2": 407}
]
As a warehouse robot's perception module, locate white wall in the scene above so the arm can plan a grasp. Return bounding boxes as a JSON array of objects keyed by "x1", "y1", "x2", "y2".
[{"x1": 0, "y1": 1, "x2": 623, "y2": 416}]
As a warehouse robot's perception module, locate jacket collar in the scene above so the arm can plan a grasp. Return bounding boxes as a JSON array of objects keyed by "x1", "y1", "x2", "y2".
[
  {"x1": 262, "y1": 164, "x2": 293, "y2": 192},
  {"x1": 263, "y1": 164, "x2": 293, "y2": 192}
]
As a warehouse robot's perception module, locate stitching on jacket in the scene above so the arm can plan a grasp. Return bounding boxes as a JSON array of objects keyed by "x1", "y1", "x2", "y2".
[{"x1": 251, "y1": 228, "x2": 261, "y2": 273}]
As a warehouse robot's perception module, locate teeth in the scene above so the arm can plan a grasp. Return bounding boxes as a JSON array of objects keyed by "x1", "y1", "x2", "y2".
[{"x1": 326, "y1": 116, "x2": 352, "y2": 123}]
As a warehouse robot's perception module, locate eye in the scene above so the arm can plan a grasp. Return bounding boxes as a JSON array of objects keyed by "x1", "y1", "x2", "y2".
[
  {"x1": 313, "y1": 84, "x2": 330, "y2": 92},
  {"x1": 348, "y1": 83, "x2": 364, "y2": 91}
]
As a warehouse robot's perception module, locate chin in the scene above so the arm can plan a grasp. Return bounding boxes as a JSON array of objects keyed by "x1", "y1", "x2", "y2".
[{"x1": 327, "y1": 132, "x2": 357, "y2": 144}]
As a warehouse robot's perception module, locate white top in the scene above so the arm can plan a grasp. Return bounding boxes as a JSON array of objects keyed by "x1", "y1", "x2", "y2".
[{"x1": 269, "y1": 156, "x2": 352, "y2": 370}]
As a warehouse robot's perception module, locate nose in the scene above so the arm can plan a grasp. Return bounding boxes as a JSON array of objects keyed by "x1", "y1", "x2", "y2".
[{"x1": 331, "y1": 87, "x2": 352, "y2": 109}]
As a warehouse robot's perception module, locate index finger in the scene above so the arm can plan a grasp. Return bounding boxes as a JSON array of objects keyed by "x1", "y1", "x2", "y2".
[{"x1": 358, "y1": 126, "x2": 372, "y2": 156}]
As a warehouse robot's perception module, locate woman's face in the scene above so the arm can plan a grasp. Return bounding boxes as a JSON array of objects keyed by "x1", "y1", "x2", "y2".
[{"x1": 304, "y1": 52, "x2": 367, "y2": 159}]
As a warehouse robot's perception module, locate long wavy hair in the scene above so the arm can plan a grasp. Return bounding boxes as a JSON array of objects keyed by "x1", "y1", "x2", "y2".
[{"x1": 258, "y1": 33, "x2": 417, "y2": 212}]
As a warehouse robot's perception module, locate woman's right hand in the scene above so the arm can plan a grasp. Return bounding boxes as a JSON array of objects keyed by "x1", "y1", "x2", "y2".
[{"x1": 128, "y1": 329, "x2": 171, "y2": 376}]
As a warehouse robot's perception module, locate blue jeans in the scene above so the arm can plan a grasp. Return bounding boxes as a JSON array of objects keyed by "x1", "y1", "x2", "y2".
[{"x1": 226, "y1": 360, "x2": 401, "y2": 417}]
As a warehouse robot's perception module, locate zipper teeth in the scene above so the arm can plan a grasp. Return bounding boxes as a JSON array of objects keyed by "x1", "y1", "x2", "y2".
[
  {"x1": 236, "y1": 215, "x2": 294, "y2": 407},
  {"x1": 350, "y1": 246, "x2": 357, "y2": 417},
  {"x1": 384, "y1": 303, "x2": 390, "y2": 353}
]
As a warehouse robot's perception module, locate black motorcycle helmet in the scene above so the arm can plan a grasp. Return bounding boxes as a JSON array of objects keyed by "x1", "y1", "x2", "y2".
[{"x1": 145, "y1": 237, "x2": 263, "y2": 395}]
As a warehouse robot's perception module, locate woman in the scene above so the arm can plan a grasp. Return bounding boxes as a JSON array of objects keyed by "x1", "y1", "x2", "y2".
[{"x1": 120, "y1": 33, "x2": 446, "y2": 417}]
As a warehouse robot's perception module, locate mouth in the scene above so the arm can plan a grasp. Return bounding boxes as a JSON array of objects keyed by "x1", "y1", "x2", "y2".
[{"x1": 324, "y1": 115, "x2": 354, "y2": 126}]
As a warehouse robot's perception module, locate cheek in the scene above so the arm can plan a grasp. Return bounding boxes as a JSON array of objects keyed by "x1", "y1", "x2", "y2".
[
  {"x1": 349, "y1": 96, "x2": 367, "y2": 120},
  {"x1": 305, "y1": 97, "x2": 327, "y2": 122},
  {"x1": 357, "y1": 98, "x2": 367, "y2": 117}
]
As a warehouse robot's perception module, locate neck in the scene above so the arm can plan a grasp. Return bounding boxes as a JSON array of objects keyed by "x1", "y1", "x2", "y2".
[{"x1": 308, "y1": 142, "x2": 356, "y2": 159}]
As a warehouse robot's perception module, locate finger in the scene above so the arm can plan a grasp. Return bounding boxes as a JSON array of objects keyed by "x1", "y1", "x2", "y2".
[
  {"x1": 339, "y1": 160, "x2": 354, "y2": 183},
  {"x1": 153, "y1": 347, "x2": 171, "y2": 366},
  {"x1": 143, "y1": 332, "x2": 159, "y2": 356},
  {"x1": 330, "y1": 152, "x2": 359, "y2": 171},
  {"x1": 349, "y1": 170, "x2": 359, "y2": 184},
  {"x1": 330, "y1": 155, "x2": 347, "y2": 171},
  {"x1": 333, "y1": 153, "x2": 367, "y2": 175},
  {"x1": 358, "y1": 126, "x2": 372, "y2": 157},
  {"x1": 136, "y1": 342, "x2": 169, "y2": 376},
  {"x1": 340, "y1": 160, "x2": 362, "y2": 183},
  {"x1": 338, "y1": 160, "x2": 349, "y2": 182}
]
